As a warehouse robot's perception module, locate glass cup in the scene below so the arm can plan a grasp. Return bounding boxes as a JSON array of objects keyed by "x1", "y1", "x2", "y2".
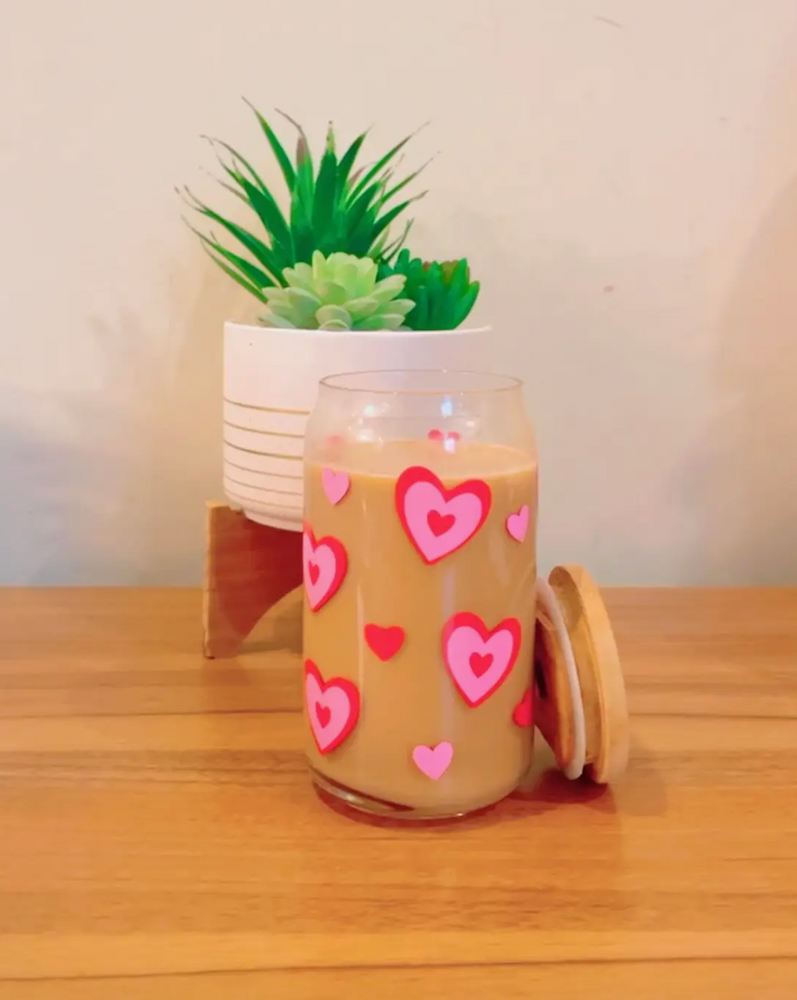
[{"x1": 302, "y1": 370, "x2": 538, "y2": 819}]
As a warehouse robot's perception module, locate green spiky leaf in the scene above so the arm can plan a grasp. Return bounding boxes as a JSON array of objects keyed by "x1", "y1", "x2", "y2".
[
  {"x1": 368, "y1": 193, "x2": 427, "y2": 246},
  {"x1": 335, "y1": 130, "x2": 369, "y2": 199},
  {"x1": 196, "y1": 231, "x2": 276, "y2": 290},
  {"x1": 184, "y1": 104, "x2": 430, "y2": 307},
  {"x1": 203, "y1": 136, "x2": 270, "y2": 194},
  {"x1": 200, "y1": 245, "x2": 269, "y2": 302},
  {"x1": 183, "y1": 188, "x2": 284, "y2": 283},
  {"x1": 214, "y1": 163, "x2": 292, "y2": 265},
  {"x1": 242, "y1": 98, "x2": 296, "y2": 191},
  {"x1": 313, "y1": 126, "x2": 338, "y2": 242},
  {"x1": 290, "y1": 194, "x2": 315, "y2": 263},
  {"x1": 382, "y1": 158, "x2": 432, "y2": 205},
  {"x1": 379, "y1": 251, "x2": 480, "y2": 330},
  {"x1": 454, "y1": 281, "x2": 480, "y2": 326},
  {"x1": 348, "y1": 124, "x2": 427, "y2": 203}
]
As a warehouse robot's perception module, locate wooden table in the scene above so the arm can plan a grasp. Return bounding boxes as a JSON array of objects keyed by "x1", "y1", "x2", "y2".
[{"x1": 1, "y1": 587, "x2": 797, "y2": 998}]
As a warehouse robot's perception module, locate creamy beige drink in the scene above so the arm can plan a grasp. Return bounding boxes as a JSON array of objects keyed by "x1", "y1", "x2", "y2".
[{"x1": 302, "y1": 438, "x2": 538, "y2": 817}]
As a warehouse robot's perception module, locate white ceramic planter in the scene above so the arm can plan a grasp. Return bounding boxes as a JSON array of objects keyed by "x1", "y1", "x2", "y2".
[{"x1": 223, "y1": 323, "x2": 489, "y2": 530}]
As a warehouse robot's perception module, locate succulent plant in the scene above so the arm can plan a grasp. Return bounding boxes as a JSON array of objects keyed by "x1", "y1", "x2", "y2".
[
  {"x1": 181, "y1": 101, "x2": 429, "y2": 305},
  {"x1": 379, "y1": 250, "x2": 480, "y2": 330},
  {"x1": 260, "y1": 250, "x2": 416, "y2": 330}
]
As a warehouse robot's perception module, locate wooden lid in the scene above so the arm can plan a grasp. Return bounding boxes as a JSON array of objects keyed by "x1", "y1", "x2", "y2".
[{"x1": 533, "y1": 565, "x2": 630, "y2": 784}]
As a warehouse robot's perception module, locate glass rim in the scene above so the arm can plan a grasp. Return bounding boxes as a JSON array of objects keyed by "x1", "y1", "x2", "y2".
[{"x1": 318, "y1": 369, "x2": 524, "y2": 396}]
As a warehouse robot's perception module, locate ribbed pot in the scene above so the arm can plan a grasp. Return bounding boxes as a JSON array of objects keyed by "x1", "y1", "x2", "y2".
[{"x1": 222, "y1": 323, "x2": 490, "y2": 530}]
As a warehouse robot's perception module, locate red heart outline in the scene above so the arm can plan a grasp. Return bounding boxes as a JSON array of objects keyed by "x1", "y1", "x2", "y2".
[
  {"x1": 394, "y1": 466, "x2": 492, "y2": 565},
  {"x1": 441, "y1": 611, "x2": 522, "y2": 707},
  {"x1": 364, "y1": 624, "x2": 406, "y2": 662},
  {"x1": 304, "y1": 659, "x2": 360, "y2": 754},
  {"x1": 303, "y1": 522, "x2": 348, "y2": 613}
]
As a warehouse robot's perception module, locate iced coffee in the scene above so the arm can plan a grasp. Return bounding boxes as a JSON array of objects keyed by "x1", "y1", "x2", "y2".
[{"x1": 303, "y1": 431, "x2": 538, "y2": 818}]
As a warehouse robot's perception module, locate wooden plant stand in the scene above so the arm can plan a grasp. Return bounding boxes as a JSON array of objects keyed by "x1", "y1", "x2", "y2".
[{"x1": 202, "y1": 502, "x2": 303, "y2": 658}]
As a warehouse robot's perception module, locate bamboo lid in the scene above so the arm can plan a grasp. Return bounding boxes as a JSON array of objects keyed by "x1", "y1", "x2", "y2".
[{"x1": 533, "y1": 565, "x2": 630, "y2": 784}]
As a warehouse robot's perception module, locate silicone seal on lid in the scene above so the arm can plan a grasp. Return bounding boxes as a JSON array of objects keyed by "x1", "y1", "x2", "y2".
[{"x1": 533, "y1": 565, "x2": 630, "y2": 785}]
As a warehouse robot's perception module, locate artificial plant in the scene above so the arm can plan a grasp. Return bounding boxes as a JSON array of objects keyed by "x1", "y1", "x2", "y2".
[
  {"x1": 379, "y1": 250, "x2": 480, "y2": 331},
  {"x1": 261, "y1": 251, "x2": 414, "y2": 331},
  {"x1": 183, "y1": 101, "x2": 480, "y2": 329}
]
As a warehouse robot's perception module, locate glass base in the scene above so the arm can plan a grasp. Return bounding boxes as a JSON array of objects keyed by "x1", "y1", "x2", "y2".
[{"x1": 310, "y1": 766, "x2": 504, "y2": 822}]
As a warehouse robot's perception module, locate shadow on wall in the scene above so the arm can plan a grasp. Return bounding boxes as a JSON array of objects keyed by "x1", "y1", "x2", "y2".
[
  {"x1": 691, "y1": 176, "x2": 797, "y2": 584},
  {"x1": 0, "y1": 249, "x2": 253, "y2": 584},
  {"x1": 0, "y1": 404, "x2": 98, "y2": 583},
  {"x1": 80, "y1": 251, "x2": 255, "y2": 584}
]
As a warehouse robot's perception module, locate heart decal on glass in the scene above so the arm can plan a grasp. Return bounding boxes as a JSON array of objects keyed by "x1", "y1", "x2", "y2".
[
  {"x1": 512, "y1": 687, "x2": 533, "y2": 728},
  {"x1": 321, "y1": 467, "x2": 350, "y2": 506},
  {"x1": 395, "y1": 466, "x2": 491, "y2": 565},
  {"x1": 506, "y1": 504, "x2": 530, "y2": 543},
  {"x1": 303, "y1": 524, "x2": 348, "y2": 612},
  {"x1": 364, "y1": 624, "x2": 405, "y2": 662},
  {"x1": 442, "y1": 611, "x2": 522, "y2": 707},
  {"x1": 428, "y1": 429, "x2": 460, "y2": 444},
  {"x1": 412, "y1": 741, "x2": 453, "y2": 779},
  {"x1": 304, "y1": 659, "x2": 360, "y2": 754},
  {"x1": 325, "y1": 434, "x2": 345, "y2": 454}
]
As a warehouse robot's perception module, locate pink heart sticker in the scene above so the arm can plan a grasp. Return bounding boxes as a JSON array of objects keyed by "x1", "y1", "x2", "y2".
[
  {"x1": 512, "y1": 687, "x2": 533, "y2": 728},
  {"x1": 304, "y1": 660, "x2": 360, "y2": 754},
  {"x1": 506, "y1": 504, "x2": 530, "y2": 543},
  {"x1": 364, "y1": 624, "x2": 405, "y2": 662},
  {"x1": 442, "y1": 611, "x2": 522, "y2": 707},
  {"x1": 412, "y1": 741, "x2": 453, "y2": 780},
  {"x1": 321, "y1": 468, "x2": 350, "y2": 506},
  {"x1": 303, "y1": 524, "x2": 348, "y2": 612},
  {"x1": 395, "y1": 466, "x2": 492, "y2": 565}
]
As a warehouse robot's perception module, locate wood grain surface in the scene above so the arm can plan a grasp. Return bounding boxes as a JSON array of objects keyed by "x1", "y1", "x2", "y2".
[{"x1": 1, "y1": 586, "x2": 797, "y2": 997}]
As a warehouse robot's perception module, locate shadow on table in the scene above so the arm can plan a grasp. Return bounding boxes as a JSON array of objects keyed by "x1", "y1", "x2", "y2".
[
  {"x1": 199, "y1": 591, "x2": 303, "y2": 715},
  {"x1": 513, "y1": 733, "x2": 667, "y2": 819},
  {"x1": 511, "y1": 766, "x2": 616, "y2": 815},
  {"x1": 243, "y1": 588, "x2": 303, "y2": 656},
  {"x1": 314, "y1": 771, "x2": 616, "y2": 833},
  {"x1": 314, "y1": 735, "x2": 653, "y2": 832}
]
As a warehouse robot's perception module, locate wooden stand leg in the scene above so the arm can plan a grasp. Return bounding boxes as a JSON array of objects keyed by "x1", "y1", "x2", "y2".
[{"x1": 202, "y1": 502, "x2": 304, "y2": 658}]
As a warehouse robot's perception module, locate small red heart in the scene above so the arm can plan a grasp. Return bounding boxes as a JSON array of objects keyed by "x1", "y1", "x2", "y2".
[
  {"x1": 427, "y1": 429, "x2": 460, "y2": 443},
  {"x1": 427, "y1": 510, "x2": 456, "y2": 536},
  {"x1": 315, "y1": 702, "x2": 331, "y2": 728},
  {"x1": 308, "y1": 562, "x2": 320, "y2": 586},
  {"x1": 512, "y1": 688, "x2": 533, "y2": 728},
  {"x1": 365, "y1": 624, "x2": 406, "y2": 661},
  {"x1": 469, "y1": 652, "x2": 494, "y2": 678}
]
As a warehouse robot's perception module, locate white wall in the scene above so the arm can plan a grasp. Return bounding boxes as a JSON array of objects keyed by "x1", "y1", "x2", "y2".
[{"x1": 2, "y1": 0, "x2": 797, "y2": 585}]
